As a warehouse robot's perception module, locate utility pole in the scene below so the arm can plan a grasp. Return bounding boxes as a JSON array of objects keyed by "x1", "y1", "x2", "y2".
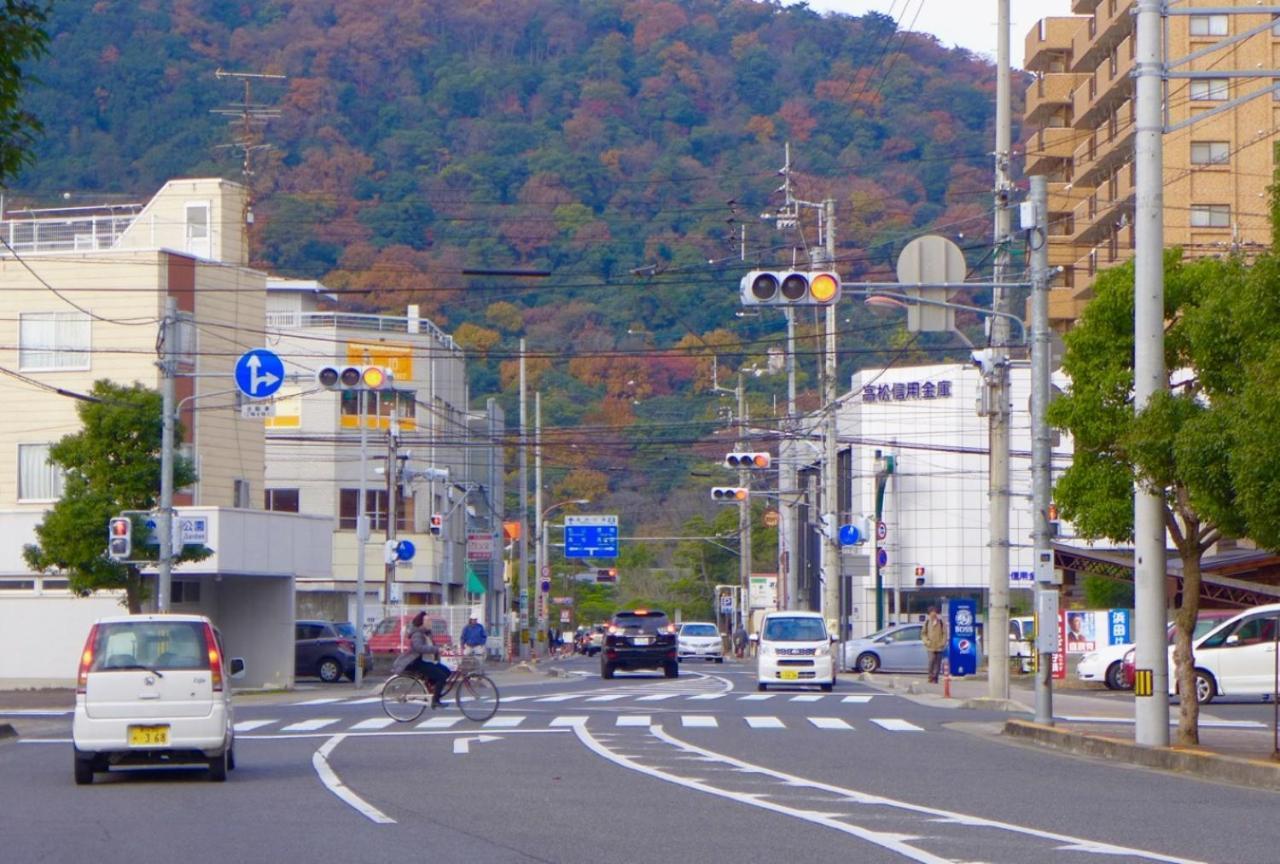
[
  {"x1": 986, "y1": 0, "x2": 1014, "y2": 701},
  {"x1": 820, "y1": 198, "x2": 841, "y2": 638},
  {"x1": 1029, "y1": 176, "x2": 1055, "y2": 725},
  {"x1": 383, "y1": 398, "x2": 399, "y2": 605},
  {"x1": 534, "y1": 391, "x2": 545, "y2": 652},
  {"x1": 518, "y1": 340, "x2": 530, "y2": 659},
  {"x1": 1133, "y1": 0, "x2": 1169, "y2": 748},
  {"x1": 354, "y1": 392, "x2": 370, "y2": 686},
  {"x1": 156, "y1": 297, "x2": 177, "y2": 613},
  {"x1": 781, "y1": 306, "x2": 798, "y2": 610},
  {"x1": 737, "y1": 374, "x2": 750, "y2": 629}
]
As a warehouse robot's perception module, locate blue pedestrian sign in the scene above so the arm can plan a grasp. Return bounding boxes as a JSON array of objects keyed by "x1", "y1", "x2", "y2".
[
  {"x1": 234, "y1": 349, "x2": 284, "y2": 399},
  {"x1": 563, "y1": 515, "x2": 619, "y2": 559}
]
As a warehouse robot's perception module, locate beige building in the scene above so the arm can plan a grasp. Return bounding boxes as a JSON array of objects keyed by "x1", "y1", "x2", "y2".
[{"x1": 1024, "y1": 1, "x2": 1278, "y2": 329}]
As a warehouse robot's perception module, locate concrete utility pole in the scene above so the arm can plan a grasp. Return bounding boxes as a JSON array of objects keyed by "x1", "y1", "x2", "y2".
[
  {"x1": 820, "y1": 198, "x2": 841, "y2": 636},
  {"x1": 518, "y1": 340, "x2": 530, "y2": 659},
  {"x1": 781, "y1": 307, "x2": 798, "y2": 609},
  {"x1": 383, "y1": 399, "x2": 399, "y2": 605},
  {"x1": 1133, "y1": 0, "x2": 1169, "y2": 748},
  {"x1": 737, "y1": 374, "x2": 751, "y2": 629},
  {"x1": 157, "y1": 297, "x2": 177, "y2": 613},
  {"x1": 986, "y1": 0, "x2": 1013, "y2": 701},
  {"x1": 354, "y1": 393, "x2": 370, "y2": 686},
  {"x1": 1029, "y1": 176, "x2": 1054, "y2": 725},
  {"x1": 534, "y1": 391, "x2": 545, "y2": 651}
]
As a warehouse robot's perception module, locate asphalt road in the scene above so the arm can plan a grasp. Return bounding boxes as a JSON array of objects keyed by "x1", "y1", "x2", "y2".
[{"x1": 2, "y1": 656, "x2": 1276, "y2": 862}]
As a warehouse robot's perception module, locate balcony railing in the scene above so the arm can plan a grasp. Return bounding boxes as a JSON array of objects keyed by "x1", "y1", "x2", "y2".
[
  {"x1": 266, "y1": 310, "x2": 458, "y2": 351},
  {"x1": 0, "y1": 205, "x2": 142, "y2": 255}
]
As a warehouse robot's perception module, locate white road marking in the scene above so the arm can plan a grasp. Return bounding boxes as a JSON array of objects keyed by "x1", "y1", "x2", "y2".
[
  {"x1": 841, "y1": 695, "x2": 874, "y2": 703},
  {"x1": 417, "y1": 716, "x2": 461, "y2": 729},
  {"x1": 745, "y1": 716, "x2": 785, "y2": 729},
  {"x1": 233, "y1": 719, "x2": 275, "y2": 732},
  {"x1": 636, "y1": 693, "x2": 681, "y2": 702},
  {"x1": 313, "y1": 735, "x2": 395, "y2": 824},
  {"x1": 687, "y1": 693, "x2": 726, "y2": 701},
  {"x1": 497, "y1": 695, "x2": 535, "y2": 703},
  {"x1": 453, "y1": 734, "x2": 502, "y2": 754},
  {"x1": 350, "y1": 717, "x2": 397, "y2": 731},
  {"x1": 681, "y1": 715, "x2": 718, "y2": 728},
  {"x1": 281, "y1": 718, "x2": 340, "y2": 732},
  {"x1": 294, "y1": 697, "x2": 344, "y2": 706},
  {"x1": 739, "y1": 694, "x2": 774, "y2": 701},
  {"x1": 550, "y1": 715, "x2": 589, "y2": 727},
  {"x1": 586, "y1": 694, "x2": 628, "y2": 702},
  {"x1": 870, "y1": 718, "x2": 923, "y2": 732},
  {"x1": 790, "y1": 694, "x2": 824, "y2": 702},
  {"x1": 534, "y1": 694, "x2": 580, "y2": 702},
  {"x1": 808, "y1": 717, "x2": 853, "y2": 730},
  {"x1": 616, "y1": 715, "x2": 652, "y2": 726},
  {"x1": 482, "y1": 715, "x2": 526, "y2": 729},
  {"x1": 345, "y1": 696, "x2": 383, "y2": 705}
]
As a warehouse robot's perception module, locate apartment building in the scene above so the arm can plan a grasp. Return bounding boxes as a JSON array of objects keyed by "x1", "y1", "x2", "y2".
[
  {"x1": 0, "y1": 179, "x2": 330, "y2": 688},
  {"x1": 1024, "y1": 1, "x2": 1278, "y2": 329},
  {"x1": 264, "y1": 279, "x2": 505, "y2": 631}
]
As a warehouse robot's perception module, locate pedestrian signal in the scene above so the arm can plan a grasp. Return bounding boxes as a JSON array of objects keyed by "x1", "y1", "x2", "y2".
[{"x1": 107, "y1": 517, "x2": 132, "y2": 561}]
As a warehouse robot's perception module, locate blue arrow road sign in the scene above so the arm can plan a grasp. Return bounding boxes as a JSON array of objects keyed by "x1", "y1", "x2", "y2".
[
  {"x1": 563, "y1": 515, "x2": 619, "y2": 559},
  {"x1": 234, "y1": 349, "x2": 284, "y2": 399},
  {"x1": 395, "y1": 539, "x2": 416, "y2": 562}
]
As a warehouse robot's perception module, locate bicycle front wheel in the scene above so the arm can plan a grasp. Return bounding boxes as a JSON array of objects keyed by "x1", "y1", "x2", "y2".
[
  {"x1": 456, "y1": 672, "x2": 499, "y2": 722},
  {"x1": 382, "y1": 675, "x2": 429, "y2": 723}
]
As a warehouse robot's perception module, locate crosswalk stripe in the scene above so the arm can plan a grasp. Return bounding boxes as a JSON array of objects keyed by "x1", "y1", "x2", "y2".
[
  {"x1": 790, "y1": 695, "x2": 824, "y2": 702},
  {"x1": 483, "y1": 715, "x2": 526, "y2": 729},
  {"x1": 294, "y1": 697, "x2": 343, "y2": 706},
  {"x1": 417, "y1": 716, "x2": 461, "y2": 729},
  {"x1": 550, "y1": 715, "x2": 589, "y2": 727},
  {"x1": 534, "y1": 694, "x2": 579, "y2": 702},
  {"x1": 841, "y1": 695, "x2": 874, "y2": 704},
  {"x1": 745, "y1": 716, "x2": 785, "y2": 729},
  {"x1": 586, "y1": 694, "x2": 628, "y2": 702},
  {"x1": 616, "y1": 715, "x2": 652, "y2": 727},
  {"x1": 687, "y1": 693, "x2": 726, "y2": 701},
  {"x1": 346, "y1": 696, "x2": 383, "y2": 705},
  {"x1": 636, "y1": 693, "x2": 681, "y2": 702},
  {"x1": 280, "y1": 718, "x2": 340, "y2": 732},
  {"x1": 808, "y1": 717, "x2": 853, "y2": 730},
  {"x1": 739, "y1": 694, "x2": 773, "y2": 701},
  {"x1": 681, "y1": 715, "x2": 718, "y2": 728},
  {"x1": 233, "y1": 719, "x2": 275, "y2": 732},
  {"x1": 870, "y1": 718, "x2": 924, "y2": 732},
  {"x1": 498, "y1": 695, "x2": 535, "y2": 703},
  {"x1": 350, "y1": 717, "x2": 397, "y2": 731}
]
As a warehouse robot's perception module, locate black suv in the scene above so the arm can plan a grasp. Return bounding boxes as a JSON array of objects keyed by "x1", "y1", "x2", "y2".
[{"x1": 601, "y1": 610, "x2": 678, "y2": 679}]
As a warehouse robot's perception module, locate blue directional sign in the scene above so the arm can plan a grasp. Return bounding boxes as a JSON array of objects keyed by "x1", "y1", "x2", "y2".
[
  {"x1": 563, "y1": 515, "x2": 619, "y2": 559},
  {"x1": 395, "y1": 539, "x2": 416, "y2": 562},
  {"x1": 234, "y1": 349, "x2": 284, "y2": 399}
]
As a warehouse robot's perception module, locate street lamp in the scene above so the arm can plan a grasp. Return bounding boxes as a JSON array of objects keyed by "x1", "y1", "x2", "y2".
[{"x1": 536, "y1": 498, "x2": 590, "y2": 653}]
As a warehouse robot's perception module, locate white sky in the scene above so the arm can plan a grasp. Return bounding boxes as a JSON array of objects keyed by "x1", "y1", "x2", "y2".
[{"x1": 801, "y1": 1, "x2": 1075, "y2": 68}]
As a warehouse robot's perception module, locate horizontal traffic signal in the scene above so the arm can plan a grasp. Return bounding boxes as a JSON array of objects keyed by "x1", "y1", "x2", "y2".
[
  {"x1": 725, "y1": 452, "x2": 770, "y2": 469},
  {"x1": 315, "y1": 365, "x2": 395, "y2": 390},
  {"x1": 740, "y1": 271, "x2": 841, "y2": 306},
  {"x1": 711, "y1": 487, "x2": 749, "y2": 502}
]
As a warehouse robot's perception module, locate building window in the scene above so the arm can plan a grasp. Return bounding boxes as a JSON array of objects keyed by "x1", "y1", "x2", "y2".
[
  {"x1": 339, "y1": 488, "x2": 413, "y2": 532},
  {"x1": 1190, "y1": 142, "x2": 1230, "y2": 165},
  {"x1": 172, "y1": 580, "x2": 201, "y2": 604},
  {"x1": 19, "y1": 311, "x2": 91, "y2": 371},
  {"x1": 265, "y1": 488, "x2": 300, "y2": 512},
  {"x1": 1189, "y1": 15, "x2": 1228, "y2": 37},
  {"x1": 1190, "y1": 204, "x2": 1230, "y2": 228},
  {"x1": 18, "y1": 443, "x2": 64, "y2": 501},
  {"x1": 233, "y1": 478, "x2": 251, "y2": 509},
  {"x1": 1190, "y1": 79, "x2": 1228, "y2": 101}
]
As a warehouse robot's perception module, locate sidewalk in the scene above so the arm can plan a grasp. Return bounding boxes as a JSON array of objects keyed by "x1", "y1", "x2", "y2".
[{"x1": 863, "y1": 670, "x2": 1280, "y2": 792}]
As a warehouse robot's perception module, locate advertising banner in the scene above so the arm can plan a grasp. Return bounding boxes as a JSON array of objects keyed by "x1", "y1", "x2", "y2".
[
  {"x1": 947, "y1": 599, "x2": 978, "y2": 677},
  {"x1": 1064, "y1": 609, "x2": 1133, "y2": 653}
]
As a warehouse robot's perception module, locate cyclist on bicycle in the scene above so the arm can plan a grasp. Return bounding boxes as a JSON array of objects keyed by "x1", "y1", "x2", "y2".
[{"x1": 392, "y1": 611, "x2": 450, "y2": 707}]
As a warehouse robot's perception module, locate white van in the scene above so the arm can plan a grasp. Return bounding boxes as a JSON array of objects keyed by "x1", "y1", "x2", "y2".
[
  {"x1": 72, "y1": 614, "x2": 245, "y2": 784},
  {"x1": 754, "y1": 611, "x2": 836, "y2": 691}
]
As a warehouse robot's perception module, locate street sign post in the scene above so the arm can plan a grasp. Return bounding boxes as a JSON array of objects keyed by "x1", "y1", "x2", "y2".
[
  {"x1": 563, "y1": 515, "x2": 619, "y2": 559},
  {"x1": 234, "y1": 349, "x2": 284, "y2": 400}
]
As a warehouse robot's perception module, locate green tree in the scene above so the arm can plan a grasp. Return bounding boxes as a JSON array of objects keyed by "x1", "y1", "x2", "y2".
[
  {"x1": 23, "y1": 381, "x2": 206, "y2": 613},
  {"x1": 0, "y1": 1, "x2": 49, "y2": 184},
  {"x1": 1047, "y1": 252, "x2": 1252, "y2": 746}
]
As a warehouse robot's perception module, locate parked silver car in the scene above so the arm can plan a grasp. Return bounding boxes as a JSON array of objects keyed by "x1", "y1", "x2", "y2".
[{"x1": 843, "y1": 623, "x2": 929, "y2": 673}]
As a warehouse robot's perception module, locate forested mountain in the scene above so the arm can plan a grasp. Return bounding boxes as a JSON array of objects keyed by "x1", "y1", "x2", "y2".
[{"x1": 15, "y1": 0, "x2": 1020, "y2": 546}]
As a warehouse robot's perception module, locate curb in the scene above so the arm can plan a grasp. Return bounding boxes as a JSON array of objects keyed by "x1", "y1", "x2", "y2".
[{"x1": 1004, "y1": 718, "x2": 1280, "y2": 792}]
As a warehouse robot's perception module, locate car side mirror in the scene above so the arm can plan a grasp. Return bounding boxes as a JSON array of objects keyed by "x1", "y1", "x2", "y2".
[
  {"x1": 747, "y1": 633, "x2": 758, "y2": 643},
  {"x1": 1225, "y1": 634, "x2": 1240, "y2": 646},
  {"x1": 229, "y1": 657, "x2": 246, "y2": 678}
]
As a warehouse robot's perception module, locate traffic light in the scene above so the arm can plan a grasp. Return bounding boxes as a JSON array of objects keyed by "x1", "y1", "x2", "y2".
[
  {"x1": 107, "y1": 517, "x2": 131, "y2": 561},
  {"x1": 429, "y1": 513, "x2": 443, "y2": 535},
  {"x1": 711, "y1": 487, "x2": 749, "y2": 502},
  {"x1": 315, "y1": 365, "x2": 395, "y2": 390},
  {"x1": 725, "y1": 452, "x2": 771, "y2": 469},
  {"x1": 739, "y1": 271, "x2": 841, "y2": 307}
]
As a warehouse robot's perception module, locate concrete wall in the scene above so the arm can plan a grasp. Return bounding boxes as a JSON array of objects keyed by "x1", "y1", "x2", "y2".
[{"x1": 0, "y1": 593, "x2": 125, "y2": 687}]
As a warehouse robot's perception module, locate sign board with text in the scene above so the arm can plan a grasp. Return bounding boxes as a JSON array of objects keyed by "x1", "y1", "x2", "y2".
[
  {"x1": 563, "y1": 515, "x2": 619, "y2": 559},
  {"x1": 467, "y1": 533, "x2": 494, "y2": 561}
]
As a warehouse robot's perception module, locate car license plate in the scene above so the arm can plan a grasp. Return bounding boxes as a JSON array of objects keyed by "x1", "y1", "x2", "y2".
[
  {"x1": 633, "y1": 636, "x2": 652, "y2": 645},
  {"x1": 128, "y1": 725, "x2": 169, "y2": 746},
  {"x1": 780, "y1": 670, "x2": 799, "y2": 680}
]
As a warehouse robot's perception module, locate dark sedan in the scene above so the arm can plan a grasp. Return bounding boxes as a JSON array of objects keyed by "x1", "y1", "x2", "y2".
[{"x1": 295, "y1": 619, "x2": 358, "y2": 682}]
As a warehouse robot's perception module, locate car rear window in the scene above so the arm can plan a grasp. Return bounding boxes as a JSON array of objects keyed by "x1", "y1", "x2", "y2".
[
  {"x1": 92, "y1": 620, "x2": 209, "y2": 671},
  {"x1": 762, "y1": 617, "x2": 827, "y2": 642},
  {"x1": 613, "y1": 612, "x2": 670, "y2": 634},
  {"x1": 681, "y1": 624, "x2": 718, "y2": 637}
]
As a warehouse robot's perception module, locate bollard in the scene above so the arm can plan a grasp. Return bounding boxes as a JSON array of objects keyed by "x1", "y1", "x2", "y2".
[{"x1": 943, "y1": 672, "x2": 952, "y2": 698}]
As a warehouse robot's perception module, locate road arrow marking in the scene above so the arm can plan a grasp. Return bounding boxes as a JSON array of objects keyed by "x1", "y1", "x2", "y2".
[{"x1": 453, "y1": 733, "x2": 502, "y2": 755}]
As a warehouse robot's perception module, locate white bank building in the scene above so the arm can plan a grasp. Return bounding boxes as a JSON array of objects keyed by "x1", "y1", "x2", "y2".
[{"x1": 834, "y1": 361, "x2": 1074, "y2": 638}]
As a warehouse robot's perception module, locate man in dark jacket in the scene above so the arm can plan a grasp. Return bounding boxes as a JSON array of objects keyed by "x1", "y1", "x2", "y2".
[{"x1": 461, "y1": 617, "x2": 487, "y2": 658}]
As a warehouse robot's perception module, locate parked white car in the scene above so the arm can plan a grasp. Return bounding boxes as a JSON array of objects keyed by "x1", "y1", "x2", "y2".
[
  {"x1": 677, "y1": 622, "x2": 724, "y2": 663},
  {"x1": 72, "y1": 614, "x2": 245, "y2": 784},
  {"x1": 1076, "y1": 641, "x2": 1134, "y2": 690},
  {"x1": 1170, "y1": 603, "x2": 1280, "y2": 704}
]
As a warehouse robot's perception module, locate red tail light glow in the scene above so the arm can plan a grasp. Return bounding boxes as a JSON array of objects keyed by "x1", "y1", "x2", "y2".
[
  {"x1": 76, "y1": 624, "x2": 99, "y2": 693},
  {"x1": 203, "y1": 623, "x2": 224, "y2": 692}
]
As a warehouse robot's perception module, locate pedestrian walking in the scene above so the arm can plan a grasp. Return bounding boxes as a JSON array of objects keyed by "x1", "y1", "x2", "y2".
[
  {"x1": 461, "y1": 616, "x2": 487, "y2": 661},
  {"x1": 922, "y1": 606, "x2": 948, "y2": 683},
  {"x1": 733, "y1": 623, "x2": 748, "y2": 659}
]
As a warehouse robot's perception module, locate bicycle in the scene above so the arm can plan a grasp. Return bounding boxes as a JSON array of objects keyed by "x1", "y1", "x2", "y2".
[{"x1": 381, "y1": 656, "x2": 500, "y2": 723}]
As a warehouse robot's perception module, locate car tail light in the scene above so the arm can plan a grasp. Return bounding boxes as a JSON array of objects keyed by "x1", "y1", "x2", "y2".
[
  {"x1": 203, "y1": 622, "x2": 224, "y2": 692},
  {"x1": 338, "y1": 639, "x2": 354, "y2": 652},
  {"x1": 76, "y1": 624, "x2": 99, "y2": 694}
]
